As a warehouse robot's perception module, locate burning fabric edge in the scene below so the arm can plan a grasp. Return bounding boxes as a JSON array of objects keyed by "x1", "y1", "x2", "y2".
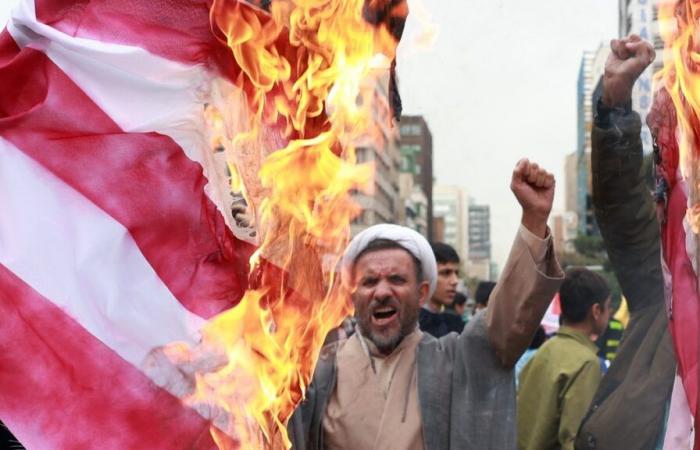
[
  {"x1": 144, "y1": 1, "x2": 408, "y2": 449},
  {"x1": 650, "y1": 1, "x2": 700, "y2": 446}
]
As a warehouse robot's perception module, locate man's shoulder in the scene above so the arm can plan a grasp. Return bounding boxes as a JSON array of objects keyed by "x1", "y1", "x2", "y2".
[
  {"x1": 419, "y1": 307, "x2": 438, "y2": 319},
  {"x1": 317, "y1": 336, "x2": 352, "y2": 363},
  {"x1": 537, "y1": 334, "x2": 600, "y2": 369}
]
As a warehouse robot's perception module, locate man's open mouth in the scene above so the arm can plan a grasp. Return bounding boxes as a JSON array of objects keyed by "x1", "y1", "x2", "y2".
[{"x1": 372, "y1": 306, "x2": 398, "y2": 326}]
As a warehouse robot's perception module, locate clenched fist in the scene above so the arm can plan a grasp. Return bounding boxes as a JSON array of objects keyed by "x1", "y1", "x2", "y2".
[
  {"x1": 602, "y1": 34, "x2": 655, "y2": 108},
  {"x1": 511, "y1": 159, "x2": 555, "y2": 239}
]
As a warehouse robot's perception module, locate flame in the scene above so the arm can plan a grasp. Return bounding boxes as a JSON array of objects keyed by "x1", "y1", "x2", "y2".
[
  {"x1": 188, "y1": 0, "x2": 403, "y2": 448},
  {"x1": 658, "y1": 0, "x2": 700, "y2": 233}
]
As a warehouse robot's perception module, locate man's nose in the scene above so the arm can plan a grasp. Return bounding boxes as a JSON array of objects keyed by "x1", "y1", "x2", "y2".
[{"x1": 374, "y1": 279, "x2": 393, "y2": 299}]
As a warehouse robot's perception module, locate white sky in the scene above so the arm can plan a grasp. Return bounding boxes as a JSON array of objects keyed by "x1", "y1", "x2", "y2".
[
  {"x1": 1, "y1": 0, "x2": 618, "y2": 268},
  {"x1": 397, "y1": 0, "x2": 618, "y2": 268}
]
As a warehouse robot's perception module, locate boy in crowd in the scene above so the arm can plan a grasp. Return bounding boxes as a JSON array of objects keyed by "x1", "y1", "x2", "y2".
[
  {"x1": 418, "y1": 242, "x2": 464, "y2": 337},
  {"x1": 517, "y1": 268, "x2": 611, "y2": 450}
]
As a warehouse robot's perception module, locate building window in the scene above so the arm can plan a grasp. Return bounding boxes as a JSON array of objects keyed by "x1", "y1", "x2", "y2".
[
  {"x1": 654, "y1": 35, "x2": 664, "y2": 50},
  {"x1": 400, "y1": 124, "x2": 422, "y2": 137}
]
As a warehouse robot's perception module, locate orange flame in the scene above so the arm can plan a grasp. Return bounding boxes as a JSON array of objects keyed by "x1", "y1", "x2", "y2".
[
  {"x1": 658, "y1": 0, "x2": 700, "y2": 233},
  {"x1": 189, "y1": 1, "x2": 402, "y2": 448}
]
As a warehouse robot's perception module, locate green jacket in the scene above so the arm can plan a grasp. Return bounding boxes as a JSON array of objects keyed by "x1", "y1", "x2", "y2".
[
  {"x1": 518, "y1": 327, "x2": 602, "y2": 450},
  {"x1": 574, "y1": 103, "x2": 676, "y2": 450}
]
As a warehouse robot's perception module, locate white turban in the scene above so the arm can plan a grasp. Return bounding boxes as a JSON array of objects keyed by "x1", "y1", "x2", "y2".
[{"x1": 341, "y1": 224, "x2": 438, "y2": 297}]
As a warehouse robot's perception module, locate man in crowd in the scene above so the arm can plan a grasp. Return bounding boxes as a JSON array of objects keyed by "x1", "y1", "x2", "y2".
[
  {"x1": 473, "y1": 280, "x2": 496, "y2": 314},
  {"x1": 517, "y1": 268, "x2": 611, "y2": 450},
  {"x1": 418, "y1": 242, "x2": 464, "y2": 337},
  {"x1": 446, "y1": 291, "x2": 469, "y2": 323},
  {"x1": 574, "y1": 35, "x2": 676, "y2": 449},
  {"x1": 288, "y1": 159, "x2": 564, "y2": 449}
]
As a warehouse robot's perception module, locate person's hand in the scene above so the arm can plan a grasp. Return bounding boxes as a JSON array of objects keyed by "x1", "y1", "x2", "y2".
[
  {"x1": 602, "y1": 34, "x2": 655, "y2": 108},
  {"x1": 511, "y1": 159, "x2": 555, "y2": 239}
]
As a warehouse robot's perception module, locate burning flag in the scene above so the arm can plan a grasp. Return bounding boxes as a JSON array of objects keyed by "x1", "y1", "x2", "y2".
[
  {"x1": 655, "y1": 0, "x2": 700, "y2": 446},
  {"x1": 0, "y1": 0, "x2": 406, "y2": 448}
]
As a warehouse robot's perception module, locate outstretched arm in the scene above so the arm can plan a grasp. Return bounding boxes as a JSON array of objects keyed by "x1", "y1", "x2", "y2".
[
  {"x1": 485, "y1": 160, "x2": 564, "y2": 368},
  {"x1": 593, "y1": 35, "x2": 663, "y2": 312}
]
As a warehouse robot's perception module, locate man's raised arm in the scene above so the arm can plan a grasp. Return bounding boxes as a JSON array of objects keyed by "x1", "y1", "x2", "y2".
[
  {"x1": 592, "y1": 35, "x2": 662, "y2": 311},
  {"x1": 485, "y1": 159, "x2": 565, "y2": 368}
]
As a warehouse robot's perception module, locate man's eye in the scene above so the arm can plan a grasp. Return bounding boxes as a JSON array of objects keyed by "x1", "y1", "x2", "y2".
[
  {"x1": 361, "y1": 278, "x2": 378, "y2": 287},
  {"x1": 388, "y1": 275, "x2": 406, "y2": 284}
]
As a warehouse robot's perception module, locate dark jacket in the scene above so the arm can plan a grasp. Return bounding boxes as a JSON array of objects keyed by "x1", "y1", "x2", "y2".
[
  {"x1": 574, "y1": 103, "x2": 676, "y2": 450},
  {"x1": 418, "y1": 307, "x2": 465, "y2": 338}
]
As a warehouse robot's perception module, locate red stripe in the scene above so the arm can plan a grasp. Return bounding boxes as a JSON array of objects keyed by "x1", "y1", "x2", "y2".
[
  {"x1": 662, "y1": 183, "x2": 700, "y2": 442},
  {"x1": 0, "y1": 42, "x2": 255, "y2": 319},
  {"x1": 0, "y1": 263, "x2": 234, "y2": 450},
  {"x1": 34, "y1": 0, "x2": 231, "y2": 70},
  {"x1": 31, "y1": 0, "x2": 302, "y2": 105},
  {"x1": 32, "y1": 0, "x2": 279, "y2": 85},
  {"x1": 0, "y1": 29, "x2": 19, "y2": 65}
]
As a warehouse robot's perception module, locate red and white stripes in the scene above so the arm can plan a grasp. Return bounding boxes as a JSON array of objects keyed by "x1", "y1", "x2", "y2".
[{"x1": 0, "y1": 1, "x2": 260, "y2": 447}]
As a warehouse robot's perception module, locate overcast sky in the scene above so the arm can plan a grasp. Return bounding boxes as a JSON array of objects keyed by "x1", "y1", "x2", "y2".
[
  {"x1": 396, "y1": 0, "x2": 618, "y2": 268},
  {"x1": 1, "y1": 0, "x2": 618, "y2": 268}
]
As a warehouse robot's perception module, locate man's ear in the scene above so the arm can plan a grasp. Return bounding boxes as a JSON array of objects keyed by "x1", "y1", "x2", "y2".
[
  {"x1": 591, "y1": 302, "x2": 602, "y2": 321},
  {"x1": 418, "y1": 281, "x2": 430, "y2": 304}
]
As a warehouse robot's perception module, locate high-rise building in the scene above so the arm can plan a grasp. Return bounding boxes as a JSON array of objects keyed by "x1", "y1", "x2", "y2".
[
  {"x1": 468, "y1": 204, "x2": 490, "y2": 260},
  {"x1": 467, "y1": 203, "x2": 491, "y2": 280},
  {"x1": 398, "y1": 172, "x2": 429, "y2": 236},
  {"x1": 619, "y1": 0, "x2": 673, "y2": 152},
  {"x1": 351, "y1": 142, "x2": 401, "y2": 236},
  {"x1": 564, "y1": 151, "x2": 579, "y2": 216},
  {"x1": 350, "y1": 73, "x2": 402, "y2": 236},
  {"x1": 433, "y1": 185, "x2": 469, "y2": 264},
  {"x1": 550, "y1": 211, "x2": 578, "y2": 255},
  {"x1": 399, "y1": 116, "x2": 434, "y2": 240},
  {"x1": 432, "y1": 216, "x2": 446, "y2": 242},
  {"x1": 577, "y1": 51, "x2": 595, "y2": 235},
  {"x1": 576, "y1": 43, "x2": 611, "y2": 236}
]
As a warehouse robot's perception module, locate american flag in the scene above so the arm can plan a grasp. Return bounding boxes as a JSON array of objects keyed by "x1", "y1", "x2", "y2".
[
  {"x1": 0, "y1": 0, "x2": 408, "y2": 448},
  {"x1": 0, "y1": 0, "x2": 258, "y2": 447}
]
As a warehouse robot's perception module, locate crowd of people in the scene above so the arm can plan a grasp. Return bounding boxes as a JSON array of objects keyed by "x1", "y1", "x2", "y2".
[
  {"x1": 0, "y1": 33, "x2": 680, "y2": 450},
  {"x1": 290, "y1": 34, "x2": 679, "y2": 450}
]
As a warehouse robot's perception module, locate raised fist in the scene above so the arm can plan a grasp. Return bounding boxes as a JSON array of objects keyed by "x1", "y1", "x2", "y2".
[
  {"x1": 602, "y1": 34, "x2": 655, "y2": 108},
  {"x1": 511, "y1": 159, "x2": 555, "y2": 239}
]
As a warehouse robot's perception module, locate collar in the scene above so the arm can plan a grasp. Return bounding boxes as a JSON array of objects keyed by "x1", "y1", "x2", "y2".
[
  {"x1": 556, "y1": 326, "x2": 599, "y2": 354},
  {"x1": 358, "y1": 326, "x2": 423, "y2": 359}
]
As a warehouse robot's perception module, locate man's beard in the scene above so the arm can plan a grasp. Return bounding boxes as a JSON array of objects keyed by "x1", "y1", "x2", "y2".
[{"x1": 356, "y1": 297, "x2": 419, "y2": 354}]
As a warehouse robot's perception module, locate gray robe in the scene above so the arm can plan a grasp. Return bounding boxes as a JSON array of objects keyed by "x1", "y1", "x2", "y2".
[{"x1": 288, "y1": 229, "x2": 564, "y2": 450}]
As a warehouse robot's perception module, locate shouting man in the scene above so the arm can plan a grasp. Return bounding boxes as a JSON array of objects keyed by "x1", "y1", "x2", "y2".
[{"x1": 288, "y1": 159, "x2": 564, "y2": 450}]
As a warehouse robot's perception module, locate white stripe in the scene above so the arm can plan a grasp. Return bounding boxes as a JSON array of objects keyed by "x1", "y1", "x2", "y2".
[
  {"x1": 7, "y1": 0, "x2": 248, "y2": 242},
  {"x1": 0, "y1": 137, "x2": 206, "y2": 367}
]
